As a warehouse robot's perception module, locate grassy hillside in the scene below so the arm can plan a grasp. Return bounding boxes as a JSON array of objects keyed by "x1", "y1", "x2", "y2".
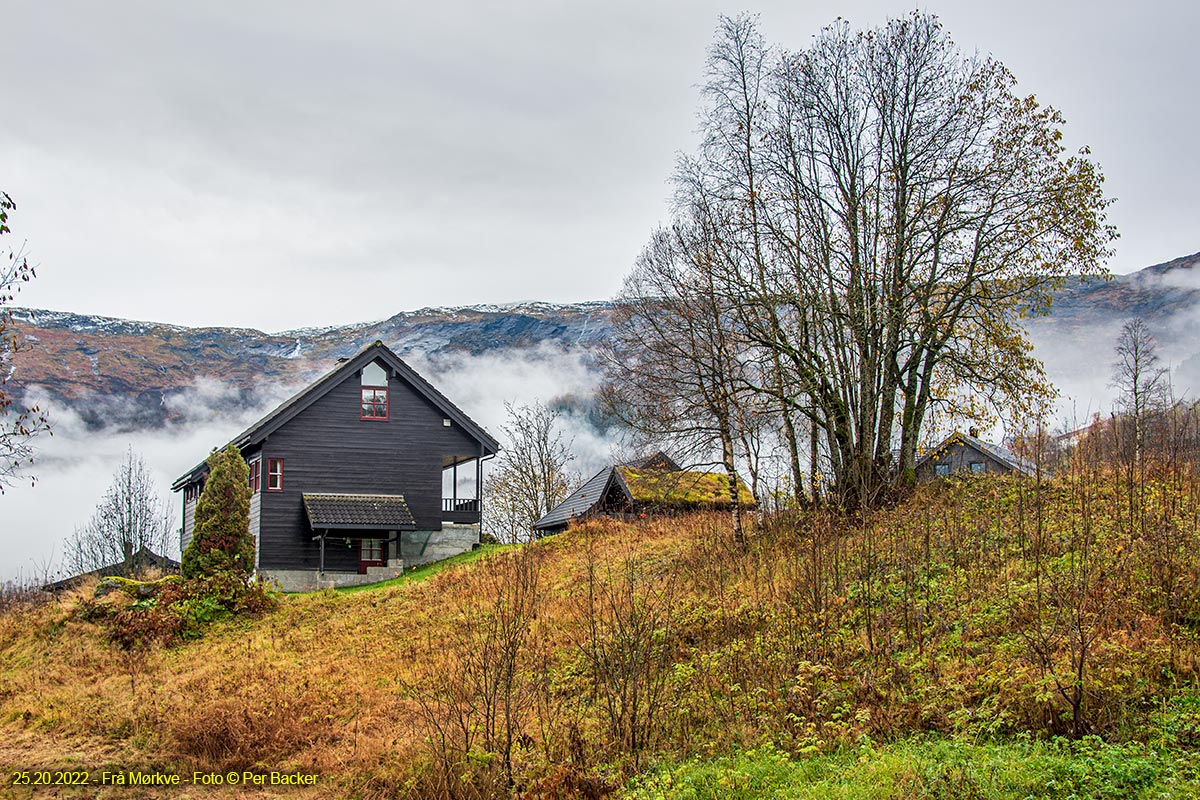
[{"x1": 3, "y1": 464, "x2": 1200, "y2": 798}]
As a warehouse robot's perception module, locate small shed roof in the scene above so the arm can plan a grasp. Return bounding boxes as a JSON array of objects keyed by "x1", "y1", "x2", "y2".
[
  {"x1": 303, "y1": 493, "x2": 417, "y2": 531},
  {"x1": 616, "y1": 466, "x2": 754, "y2": 507},
  {"x1": 531, "y1": 456, "x2": 755, "y2": 533},
  {"x1": 531, "y1": 467, "x2": 617, "y2": 532}
]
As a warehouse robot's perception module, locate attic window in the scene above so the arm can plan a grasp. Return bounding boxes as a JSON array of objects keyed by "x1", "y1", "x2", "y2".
[
  {"x1": 361, "y1": 362, "x2": 389, "y2": 420},
  {"x1": 248, "y1": 460, "x2": 261, "y2": 494},
  {"x1": 970, "y1": 462, "x2": 986, "y2": 474}
]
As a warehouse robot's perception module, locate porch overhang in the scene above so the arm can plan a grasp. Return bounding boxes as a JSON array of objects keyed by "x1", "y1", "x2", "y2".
[{"x1": 303, "y1": 493, "x2": 417, "y2": 531}]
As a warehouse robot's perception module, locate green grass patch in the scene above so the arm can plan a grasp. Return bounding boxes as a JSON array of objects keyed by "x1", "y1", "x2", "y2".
[
  {"x1": 333, "y1": 543, "x2": 516, "y2": 594},
  {"x1": 624, "y1": 737, "x2": 1200, "y2": 800}
]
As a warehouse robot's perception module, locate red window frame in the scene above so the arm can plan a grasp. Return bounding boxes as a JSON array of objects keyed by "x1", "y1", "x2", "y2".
[
  {"x1": 248, "y1": 460, "x2": 261, "y2": 494},
  {"x1": 267, "y1": 458, "x2": 284, "y2": 492},
  {"x1": 360, "y1": 387, "x2": 389, "y2": 420}
]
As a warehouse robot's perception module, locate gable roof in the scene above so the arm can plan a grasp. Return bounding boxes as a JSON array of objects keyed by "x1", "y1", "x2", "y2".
[
  {"x1": 531, "y1": 466, "x2": 620, "y2": 532},
  {"x1": 916, "y1": 431, "x2": 1041, "y2": 477},
  {"x1": 531, "y1": 457, "x2": 755, "y2": 532},
  {"x1": 623, "y1": 451, "x2": 682, "y2": 471},
  {"x1": 172, "y1": 341, "x2": 499, "y2": 490}
]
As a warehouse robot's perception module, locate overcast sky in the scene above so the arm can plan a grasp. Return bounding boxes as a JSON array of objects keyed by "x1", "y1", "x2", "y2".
[{"x1": 2, "y1": 0, "x2": 1197, "y2": 332}]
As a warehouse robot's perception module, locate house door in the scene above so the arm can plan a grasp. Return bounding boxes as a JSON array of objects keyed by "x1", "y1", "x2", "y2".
[{"x1": 358, "y1": 538, "x2": 385, "y2": 574}]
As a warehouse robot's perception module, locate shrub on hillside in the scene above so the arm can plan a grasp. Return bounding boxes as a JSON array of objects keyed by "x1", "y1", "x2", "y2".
[
  {"x1": 78, "y1": 572, "x2": 275, "y2": 650},
  {"x1": 182, "y1": 444, "x2": 255, "y2": 579}
]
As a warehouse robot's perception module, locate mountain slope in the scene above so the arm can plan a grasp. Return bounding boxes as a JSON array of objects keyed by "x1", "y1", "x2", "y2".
[
  {"x1": 6, "y1": 302, "x2": 613, "y2": 428},
  {"x1": 6, "y1": 251, "x2": 1199, "y2": 428},
  {"x1": 3, "y1": 473, "x2": 1199, "y2": 798}
]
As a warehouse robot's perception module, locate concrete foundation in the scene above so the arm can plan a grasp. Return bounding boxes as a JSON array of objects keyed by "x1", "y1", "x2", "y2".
[
  {"x1": 400, "y1": 524, "x2": 480, "y2": 567},
  {"x1": 259, "y1": 525, "x2": 478, "y2": 592},
  {"x1": 258, "y1": 566, "x2": 405, "y2": 592}
]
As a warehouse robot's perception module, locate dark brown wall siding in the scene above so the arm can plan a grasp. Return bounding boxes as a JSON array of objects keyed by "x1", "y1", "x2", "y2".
[{"x1": 257, "y1": 368, "x2": 482, "y2": 571}]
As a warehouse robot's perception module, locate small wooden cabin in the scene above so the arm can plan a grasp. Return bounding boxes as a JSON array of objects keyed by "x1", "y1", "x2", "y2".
[
  {"x1": 172, "y1": 341, "x2": 499, "y2": 591},
  {"x1": 43, "y1": 547, "x2": 180, "y2": 593},
  {"x1": 532, "y1": 453, "x2": 754, "y2": 536},
  {"x1": 915, "y1": 431, "x2": 1041, "y2": 480}
]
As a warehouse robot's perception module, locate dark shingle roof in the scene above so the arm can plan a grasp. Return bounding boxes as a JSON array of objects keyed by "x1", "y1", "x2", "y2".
[
  {"x1": 303, "y1": 493, "x2": 417, "y2": 531},
  {"x1": 531, "y1": 467, "x2": 621, "y2": 532}
]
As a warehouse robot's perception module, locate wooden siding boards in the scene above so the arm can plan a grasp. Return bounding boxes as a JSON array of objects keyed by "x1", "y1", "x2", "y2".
[
  {"x1": 914, "y1": 431, "x2": 1041, "y2": 481},
  {"x1": 172, "y1": 342, "x2": 497, "y2": 576},
  {"x1": 257, "y1": 365, "x2": 483, "y2": 571}
]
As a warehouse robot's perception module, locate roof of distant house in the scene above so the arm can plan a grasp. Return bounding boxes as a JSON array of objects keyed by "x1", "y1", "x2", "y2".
[
  {"x1": 42, "y1": 546, "x2": 180, "y2": 593},
  {"x1": 917, "y1": 431, "x2": 1042, "y2": 477}
]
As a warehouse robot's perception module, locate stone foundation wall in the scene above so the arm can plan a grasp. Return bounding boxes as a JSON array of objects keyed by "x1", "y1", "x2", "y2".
[
  {"x1": 260, "y1": 526, "x2": 478, "y2": 592},
  {"x1": 260, "y1": 564, "x2": 405, "y2": 592},
  {"x1": 400, "y1": 524, "x2": 479, "y2": 567}
]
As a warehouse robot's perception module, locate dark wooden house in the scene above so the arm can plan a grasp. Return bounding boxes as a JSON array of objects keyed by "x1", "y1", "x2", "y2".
[
  {"x1": 914, "y1": 430, "x2": 1041, "y2": 480},
  {"x1": 172, "y1": 341, "x2": 499, "y2": 591},
  {"x1": 532, "y1": 453, "x2": 754, "y2": 536}
]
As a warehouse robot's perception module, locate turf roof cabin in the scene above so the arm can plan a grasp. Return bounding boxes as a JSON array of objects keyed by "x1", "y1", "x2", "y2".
[
  {"x1": 171, "y1": 342, "x2": 499, "y2": 591},
  {"x1": 915, "y1": 430, "x2": 1042, "y2": 481},
  {"x1": 531, "y1": 452, "x2": 755, "y2": 536}
]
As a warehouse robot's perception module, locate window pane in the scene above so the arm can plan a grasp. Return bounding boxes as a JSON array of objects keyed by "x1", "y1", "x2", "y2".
[
  {"x1": 361, "y1": 388, "x2": 388, "y2": 418},
  {"x1": 267, "y1": 459, "x2": 283, "y2": 490},
  {"x1": 361, "y1": 362, "x2": 387, "y2": 387}
]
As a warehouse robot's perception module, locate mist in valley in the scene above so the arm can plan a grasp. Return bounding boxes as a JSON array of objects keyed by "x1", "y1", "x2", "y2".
[
  {"x1": 5, "y1": 268, "x2": 1200, "y2": 584},
  {"x1": 0, "y1": 344, "x2": 607, "y2": 583}
]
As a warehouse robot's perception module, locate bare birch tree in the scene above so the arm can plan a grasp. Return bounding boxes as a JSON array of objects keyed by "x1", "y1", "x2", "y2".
[
  {"x1": 64, "y1": 448, "x2": 174, "y2": 576},
  {"x1": 484, "y1": 401, "x2": 577, "y2": 542},
  {"x1": 602, "y1": 218, "x2": 755, "y2": 545},
  {"x1": 622, "y1": 12, "x2": 1115, "y2": 509}
]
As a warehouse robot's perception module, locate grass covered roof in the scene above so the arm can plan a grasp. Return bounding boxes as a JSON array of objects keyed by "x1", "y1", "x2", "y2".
[{"x1": 616, "y1": 466, "x2": 755, "y2": 509}]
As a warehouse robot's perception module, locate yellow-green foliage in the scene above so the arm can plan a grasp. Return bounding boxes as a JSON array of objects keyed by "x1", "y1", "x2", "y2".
[{"x1": 618, "y1": 466, "x2": 756, "y2": 508}]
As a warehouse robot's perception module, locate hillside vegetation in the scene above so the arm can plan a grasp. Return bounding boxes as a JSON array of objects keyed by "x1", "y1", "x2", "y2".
[{"x1": 3, "y1": 458, "x2": 1200, "y2": 798}]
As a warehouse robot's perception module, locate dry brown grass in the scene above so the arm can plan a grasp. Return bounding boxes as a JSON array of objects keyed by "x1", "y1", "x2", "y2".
[
  {"x1": 2, "y1": 479, "x2": 1199, "y2": 799},
  {"x1": 0, "y1": 516, "x2": 695, "y2": 797}
]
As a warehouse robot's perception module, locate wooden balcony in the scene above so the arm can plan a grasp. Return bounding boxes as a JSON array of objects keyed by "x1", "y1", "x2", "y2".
[{"x1": 442, "y1": 497, "x2": 481, "y2": 524}]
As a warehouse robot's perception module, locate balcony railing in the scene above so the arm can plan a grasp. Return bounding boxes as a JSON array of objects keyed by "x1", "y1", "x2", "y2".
[{"x1": 443, "y1": 498, "x2": 481, "y2": 513}]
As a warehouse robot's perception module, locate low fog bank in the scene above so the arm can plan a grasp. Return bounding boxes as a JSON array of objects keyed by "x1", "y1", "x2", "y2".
[
  {"x1": 0, "y1": 343, "x2": 605, "y2": 583},
  {"x1": 7, "y1": 289, "x2": 1198, "y2": 582},
  {"x1": 1027, "y1": 309, "x2": 1200, "y2": 431}
]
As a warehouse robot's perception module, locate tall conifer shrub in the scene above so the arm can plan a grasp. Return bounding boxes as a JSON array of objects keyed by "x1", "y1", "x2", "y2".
[{"x1": 181, "y1": 444, "x2": 255, "y2": 578}]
